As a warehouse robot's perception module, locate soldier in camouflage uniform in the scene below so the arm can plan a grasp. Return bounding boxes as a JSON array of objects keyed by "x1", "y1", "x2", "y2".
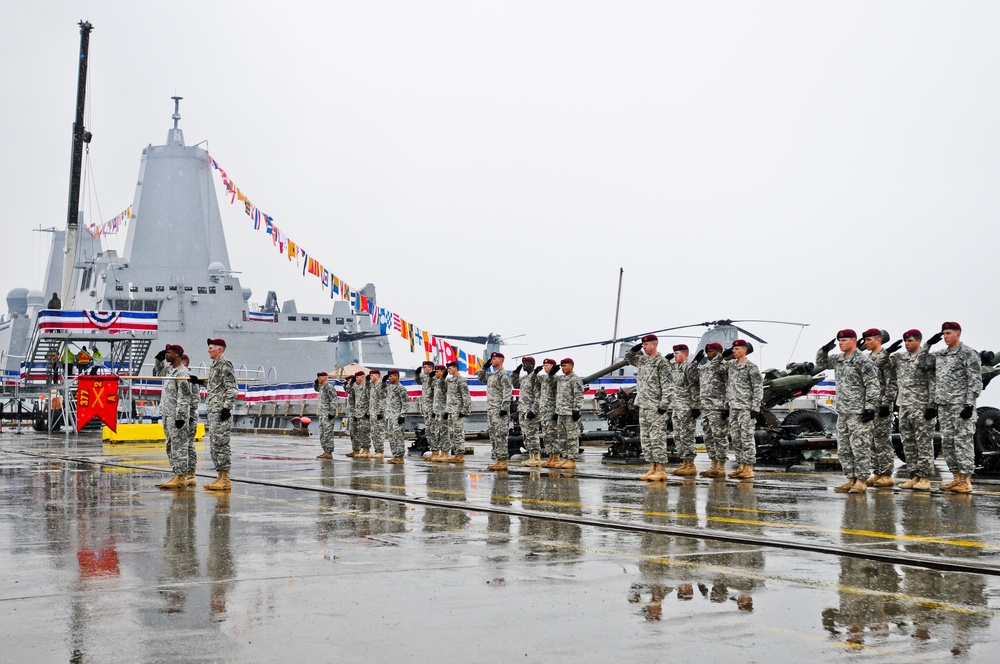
[
  {"x1": 204, "y1": 338, "x2": 238, "y2": 492},
  {"x1": 725, "y1": 339, "x2": 764, "y2": 480},
  {"x1": 553, "y1": 358, "x2": 584, "y2": 469},
  {"x1": 918, "y1": 322, "x2": 982, "y2": 493},
  {"x1": 182, "y1": 354, "x2": 200, "y2": 476},
  {"x1": 696, "y1": 343, "x2": 729, "y2": 478},
  {"x1": 512, "y1": 356, "x2": 544, "y2": 466},
  {"x1": 890, "y1": 329, "x2": 936, "y2": 491},
  {"x1": 314, "y1": 372, "x2": 338, "y2": 459},
  {"x1": 538, "y1": 359, "x2": 561, "y2": 467},
  {"x1": 669, "y1": 344, "x2": 701, "y2": 477},
  {"x1": 477, "y1": 351, "x2": 512, "y2": 471},
  {"x1": 442, "y1": 361, "x2": 472, "y2": 463},
  {"x1": 384, "y1": 369, "x2": 409, "y2": 464},
  {"x1": 158, "y1": 344, "x2": 195, "y2": 489},
  {"x1": 862, "y1": 328, "x2": 899, "y2": 487},
  {"x1": 347, "y1": 371, "x2": 372, "y2": 458},
  {"x1": 816, "y1": 330, "x2": 878, "y2": 493},
  {"x1": 413, "y1": 361, "x2": 438, "y2": 458},
  {"x1": 368, "y1": 369, "x2": 387, "y2": 459},
  {"x1": 429, "y1": 365, "x2": 449, "y2": 460},
  {"x1": 624, "y1": 334, "x2": 673, "y2": 482}
]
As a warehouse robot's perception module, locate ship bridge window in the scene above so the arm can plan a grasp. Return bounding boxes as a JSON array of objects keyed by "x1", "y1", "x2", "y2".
[
  {"x1": 112, "y1": 299, "x2": 160, "y2": 312},
  {"x1": 347, "y1": 318, "x2": 354, "y2": 323},
  {"x1": 335, "y1": 317, "x2": 344, "y2": 325},
  {"x1": 224, "y1": 285, "x2": 233, "y2": 291},
  {"x1": 287, "y1": 316, "x2": 297, "y2": 321},
  {"x1": 311, "y1": 316, "x2": 320, "y2": 322},
  {"x1": 155, "y1": 286, "x2": 164, "y2": 292},
  {"x1": 209, "y1": 287, "x2": 216, "y2": 294},
  {"x1": 322, "y1": 318, "x2": 330, "y2": 325},
  {"x1": 144, "y1": 287, "x2": 153, "y2": 293},
  {"x1": 198, "y1": 287, "x2": 207, "y2": 295},
  {"x1": 129, "y1": 286, "x2": 138, "y2": 293},
  {"x1": 79, "y1": 267, "x2": 94, "y2": 291},
  {"x1": 115, "y1": 285, "x2": 124, "y2": 291},
  {"x1": 184, "y1": 286, "x2": 193, "y2": 292},
  {"x1": 169, "y1": 286, "x2": 178, "y2": 291}
]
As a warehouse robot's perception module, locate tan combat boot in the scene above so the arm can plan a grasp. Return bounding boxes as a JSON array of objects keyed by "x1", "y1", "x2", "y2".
[
  {"x1": 387, "y1": 456, "x2": 405, "y2": 465},
  {"x1": 158, "y1": 475, "x2": 186, "y2": 490},
  {"x1": 427, "y1": 449, "x2": 440, "y2": 462},
  {"x1": 316, "y1": 451, "x2": 333, "y2": 459},
  {"x1": 204, "y1": 471, "x2": 232, "y2": 492},
  {"x1": 873, "y1": 475, "x2": 895, "y2": 488},
  {"x1": 540, "y1": 454, "x2": 558, "y2": 468},
  {"x1": 699, "y1": 460, "x2": 718, "y2": 478},
  {"x1": 940, "y1": 475, "x2": 960, "y2": 491},
  {"x1": 865, "y1": 475, "x2": 878, "y2": 487},
  {"x1": 673, "y1": 460, "x2": 698, "y2": 476},
  {"x1": 912, "y1": 476, "x2": 931, "y2": 491},
  {"x1": 448, "y1": 453, "x2": 465, "y2": 465},
  {"x1": 557, "y1": 459, "x2": 577, "y2": 470},
  {"x1": 951, "y1": 474, "x2": 973, "y2": 494},
  {"x1": 493, "y1": 460, "x2": 508, "y2": 472},
  {"x1": 848, "y1": 479, "x2": 868, "y2": 493},
  {"x1": 739, "y1": 465, "x2": 755, "y2": 479},
  {"x1": 728, "y1": 464, "x2": 747, "y2": 479},
  {"x1": 345, "y1": 451, "x2": 357, "y2": 458},
  {"x1": 833, "y1": 478, "x2": 855, "y2": 493},
  {"x1": 372, "y1": 451, "x2": 385, "y2": 460},
  {"x1": 523, "y1": 452, "x2": 542, "y2": 467},
  {"x1": 639, "y1": 464, "x2": 656, "y2": 481},
  {"x1": 898, "y1": 476, "x2": 918, "y2": 489},
  {"x1": 647, "y1": 463, "x2": 668, "y2": 482},
  {"x1": 184, "y1": 472, "x2": 197, "y2": 487}
]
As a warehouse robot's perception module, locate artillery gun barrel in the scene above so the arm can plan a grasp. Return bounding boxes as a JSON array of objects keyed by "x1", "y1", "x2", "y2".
[{"x1": 581, "y1": 359, "x2": 629, "y2": 385}]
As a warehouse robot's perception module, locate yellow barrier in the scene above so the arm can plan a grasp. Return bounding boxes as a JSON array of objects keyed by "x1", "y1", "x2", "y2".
[{"x1": 102, "y1": 423, "x2": 206, "y2": 443}]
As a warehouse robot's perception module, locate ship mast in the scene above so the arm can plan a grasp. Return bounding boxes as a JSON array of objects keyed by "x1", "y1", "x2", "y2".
[{"x1": 61, "y1": 20, "x2": 94, "y2": 304}]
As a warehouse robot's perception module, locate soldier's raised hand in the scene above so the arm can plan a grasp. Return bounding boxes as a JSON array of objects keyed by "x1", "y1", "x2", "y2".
[
  {"x1": 532, "y1": 366, "x2": 543, "y2": 375},
  {"x1": 722, "y1": 348, "x2": 734, "y2": 360},
  {"x1": 926, "y1": 332, "x2": 943, "y2": 347},
  {"x1": 693, "y1": 349, "x2": 705, "y2": 363},
  {"x1": 513, "y1": 364, "x2": 522, "y2": 374},
  {"x1": 630, "y1": 343, "x2": 643, "y2": 354},
  {"x1": 664, "y1": 352, "x2": 674, "y2": 361},
  {"x1": 885, "y1": 339, "x2": 903, "y2": 355},
  {"x1": 821, "y1": 338, "x2": 836, "y2": 353}
]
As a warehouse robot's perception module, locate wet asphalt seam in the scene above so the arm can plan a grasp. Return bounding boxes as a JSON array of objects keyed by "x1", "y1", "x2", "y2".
[{"x1": 12, "y1": 448, "x2": 1000, "y2": 578}]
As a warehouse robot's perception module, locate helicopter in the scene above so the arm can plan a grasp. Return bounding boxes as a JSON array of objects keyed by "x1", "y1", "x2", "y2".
[
  {"x1": 433, "y1": 332, "x2": 526, "y2": 362},
  {"x1": 280, "y1": 328, "x2": 392, "y2": 373}
]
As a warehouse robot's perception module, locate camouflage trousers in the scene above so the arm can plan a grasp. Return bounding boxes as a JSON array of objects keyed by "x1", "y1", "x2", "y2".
[
  {"x1": 427, "y1": 415, "x2": 446, "y2": 451},
  {"x1": 835, "y1": 412, "x2": 873, "y2": 480},
  {"x1": 519, "y1": 413, "x2": 542, "y2": 453},
  {"x1": 540, "y1": 409, "x2": 556, "y2": 453},
  {"x1": 445, "y1": 415, "x2": 465, "y2": 455},
  {"x1": 701, "y1": 410, "x2": 729, "y2": 461},
  {"x1": 387, "y1": 418, "x2": 405, "y2": 458},
  {"x1": 728, "y1": 409, "x2": 756, "y2": 465},
  {"x1": 555, "y1": 415, "x2": 580, "y2": 460},
  {"x1": 639, "y1": 408, "x2": 669, "y2": 463},
  {"x1": 370, "y1": 416, "x2": 386, "y2": 454},
  {"x1": 166, "y1": 417, "x2": 195, "y2": 475},
  {"x1": 487, "y1": 411, "x2": 510, "y2": 460},
  {"x1": 672, "y1": 409, "x2": 697, "y2": 460},
  {"x1": 319, "y1": 417, "x2": 336, "y2": 453},
  {"x1": 938, "y1": 404, "x2": 976, "y2": 475},
  {"x1": 872, "y1": 411, "x2": 895, "y2": 477},
  {"x1": 207, "y1": 412, "x2": 232, "y2": 472},
  {"x1": 352, "y1": 417, "x2": 371, "y2": 452},
  {"x1": 899, "y1": 406, "x2": 935, "y2": 478}
]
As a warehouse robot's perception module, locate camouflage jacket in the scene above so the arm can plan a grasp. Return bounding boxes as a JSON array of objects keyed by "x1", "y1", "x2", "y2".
[
  {"x1": 476, "y1": 366, "x2": 512, "y2": 412},
  {"x1": 317, "y1": 382, "x2": 338, "y2": 418},
  {"x1": 432, "y1": 374, "x2": 448, "y2": 415},
  {"x1": 725, "y1": 359, "x2": 763, "y2": 410},
  {"x1": 347, "y1": 380, "x2": 370, "y2": 417},
  {"x1": 890, "y1": 350, "x2": 935, "y2": 409},
  {"x1": 670, "y1": 360, "x2": 700, "y2": 410},
  {"x1": 624, "y1": 349, "x2": 672, "y2": 411},
  {"x1": 538, "y1": 371, "x2": 558, "y2": 413},
  {"x1": 512, "y1": 368, "x2": 541, "y2": 416},
  {"x1": 445, "y1": 374, "x2": 472, "y2": 415},
  {"x1": 385, "y1": 382, "x2": 409, "y2": 419},
  {"x1": 554, "y1": 372, "x2": 584, "y2": 416},
  {"x1": 815, "y1": 348, "x2": 877, "y2": 415},
  {"x1": 414, "y1": 369, "x2": 435, "y2": 411},
  {"x1": 161, "y1": 364, "x2": 193, "y2": 419},
  {"x1": 369, "y1": 380, "x2": 386, "y2": 417},
  {"x1": 919, "y1": 341, "x2": 982, "y2": 406},
  {"x1": 207, "y1": 357, "x2": 238, "y2": 414},
  {"x1": 697, "y1": 354, "x2": 728, "y2": 410},
  {"x1": 868, "y1": 348, "x2": 898, "y2": 409}
]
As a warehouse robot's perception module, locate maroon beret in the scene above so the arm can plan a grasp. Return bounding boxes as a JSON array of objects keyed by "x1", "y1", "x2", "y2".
[
  {"x1": 861, "y1": 328, "x2": 882, "y2": 339},
  {"x1": 369, "y1": 369, "x2": 381, "y2": 375},
  {"x1": 181, "y1": 354, "x2": 189, "y2": 361},
  {"x1": 165, "y1": 343, "x2": 184, "y2": 354},
  {"x1": 836, "y1": 329, "x2": 857, "y2": 339},
  {"x1": 490, "y1": 351, "x2": 505, "y2": 360},
  {"x1": 942, "y1": 321, "x2": 961, "y2": 332},
  {"x1": 434, "y1": 365, "x2": 446, "y2": 371},
  {"x1": 317, "y1": 372, "x2": 328, "y2": 377},
  {"x1": 354, "y1": 371, "x2": 366, "y2": 378},
  {"x1": 903, "y1": 329, "x2": 922, "y2": 340},
  {"x1": 641, "y1": 334, "x2": 658, "y2": 343},
  {"x1": 560, "y1": 357, "x2": 574, "y2": 365},
  {"x1": 387, "y1": 369, "x2": 400, "y2": 376},
  {"x1": 446, "y1": 361, "x2": 459, "y2": 369},
  {"x1": 207, "y1": 338, "x2": 227, "y2": 348},
  {"x1": 705, "y1": 342, "x2": 723, "y2": 351},
  {"x1": 522, "y1": 356, "x2": 536, "y2": 364},
  {"x1": 422, "y1": 360, "x2": 435, "y2": 367},
  {"x1": 543, "y1": 358, "x2": 556, "y2": 365},
  {"x1": 672, "y1": 344, "x2": 689, "y2": 352},
  {"x1": 732, "y1": 339, "x2": 749, "y2": 348}
]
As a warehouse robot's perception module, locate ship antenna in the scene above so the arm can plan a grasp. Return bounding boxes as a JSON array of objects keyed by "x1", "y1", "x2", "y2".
[{"x1": 171, "y1": 96, "x2": 182, "y2": 129}]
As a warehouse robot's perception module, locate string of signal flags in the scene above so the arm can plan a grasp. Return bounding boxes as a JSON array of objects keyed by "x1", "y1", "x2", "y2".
[{"x1": 206, "y1": 155, "x2": 485, "y2": 376}]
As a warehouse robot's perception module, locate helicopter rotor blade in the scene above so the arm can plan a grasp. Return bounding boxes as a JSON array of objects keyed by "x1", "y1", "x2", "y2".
[
  {"x1": 497, "y1": 333, "x2": 527, "y2": 344},
  {"x1": 728, "y1": 319, "x2": 810, "y2": 327},
  {"x1": 435, "y1": 334, "x2": 489, "y2": 344},
  {"x1": 732, "y1": 326, "x2": 768, "y2": 345},
  {"x1": 518, "y1": 339, "x2": 614, "y2": 357},
  {"x1": 611, "y1": 323, "x2": 708, "y2": 345}
]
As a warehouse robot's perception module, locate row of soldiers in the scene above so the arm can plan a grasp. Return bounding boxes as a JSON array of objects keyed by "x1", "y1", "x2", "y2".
[{"x1": 315, "y1": 368, "x2": 409, "y2": 463}]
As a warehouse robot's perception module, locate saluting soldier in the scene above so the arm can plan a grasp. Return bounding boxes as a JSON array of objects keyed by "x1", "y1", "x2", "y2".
[
  {"x1": 512, "y1": 356, "x2": 544, "y2": 466},
  {"x1": 384, "y1": 369, "x2": 409, "y2": 464},
  {"x1": 816, "y1": 330, "x2": 878, "y2": 493},
  {"x1": 919, "y1": 322, "x2": 982, "y2": 493},
  {"x1": 158, "y1": 344, "x2": 195, "y2": 489},
  {"x1": 414, "y1": 360, "x2": 436, "y2": 456},
  {"x1": 368, "y1": 369, "x2": 387, "y2": 460},
  {"x1": 696, "y1": 343, "x2": 729, "y2": 478},
  {"x1": 889, "y1": 329, "x2": 936, "y2": 491},
  {"x1": 442, "y1": 361, "x2": 472, "y2": 463},
  {"x1": 669, "y1": 344, "x2": 701, "y2": 477},
  {"x1": 182, "y1": 354, "x2": 200, "y2": 474},
  {"x1": 204, "y1": 338, "x2": 238, "y2": 492},
  {"x1": 538, "y1": 359, "x2": 561, "y2": 467},
  {"x1": 861, "y1": 328, "x2": 898, "y2": 487},
  {"x1": 429, "y1": 365, "x2": 449, "y2": 460},
  {"x1": 553, "y1": 358, "x2": 584, "y2": 470},
  {"x1": 625, "y1": 334, "x2": 673, "y2": 482},
  {"x1": 724, "y1": 340, "x2": 763, "y2": 480},
  {"x1": 314, "y1": 371, "x2": 338, "y2": 459},
  {"x1": 477, "y1": 352, "x2": 513, "y2": 471},
  {"x1": 347, "y1": 371, "x2": 372, "y2": 458}
]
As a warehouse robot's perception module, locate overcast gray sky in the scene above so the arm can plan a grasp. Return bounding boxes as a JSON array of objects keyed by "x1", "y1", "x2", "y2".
[{"x1": 2, "y1": 2, "x2": 998, "y2": 392}]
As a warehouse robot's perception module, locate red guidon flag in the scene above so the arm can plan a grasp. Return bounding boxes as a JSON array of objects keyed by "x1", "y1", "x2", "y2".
[{"x1": 76, "y1": 376, "x2": 119, "y2": 432}]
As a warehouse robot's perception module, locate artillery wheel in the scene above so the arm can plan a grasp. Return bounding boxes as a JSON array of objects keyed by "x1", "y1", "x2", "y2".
[
  {"x1": 974, "y1": 406, "x2": 1000, "y2": 474},
  {"x1": 781, "y1": 410, "x2": 826, "y2": 436}
]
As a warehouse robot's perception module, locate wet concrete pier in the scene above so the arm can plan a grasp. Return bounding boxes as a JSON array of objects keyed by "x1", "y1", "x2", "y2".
[{"x1": 2, "y1": 432, "x2": 999, "y2": 662}]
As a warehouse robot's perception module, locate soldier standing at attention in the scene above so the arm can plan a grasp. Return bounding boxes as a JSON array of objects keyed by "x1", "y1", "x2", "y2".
[
  {"x1": 368, "y1": 369, "x2": 387, "y2": 460},
  {"x1": 724, "y1": 340, "x2": 764, "y2": 480},
  {"x1": 348, "y1": 371, "x2": 372, "y2": 458},
  {"x1": 443, "y1": 361, "x2": 472, "y2": 464},
  {"x1": 861, "y1": 328, "x2": 898, "y2": 488},
  {"x1": 919, "y1": 322, "x2": 982, "y2": 493},
  {"x1": 696, "y1": 343, "x2": 729, "y2": 478},
  {"x1": 538, "y1": 359, "x2": 561, "y2": 467},
  {"x1": 414, "y1": 361, "x2": 437, "y2": 458},
  {"x1": 512, "y1": 356, "x2": 544, "y2": 466},
  {"x1": 204, "y1": 338, "x2": 238, "y2": 492},
  {"x1": 816, "y1": 330, "x2": 878, "y2": 493},
  {"x1": 384, "y1": 369, "x2": 409, "y2": 464},
  {"x1": 890, "y1": 330, "x2": 936, "y2": 491},
  {"x1": 669, "y1": 344, "x2": 701, "y2": 477},
  {"x1": 158, "y1": 344, "x2": 194, "y2": 489},
  {"x1": 314, "y1": 372, "x2": 337, "y2": 459},
  {"x1": 553, "y1": 358, "x2": 584, "y2": 470},
  {"x1": 343, "y1": 373, "x2": 358, "y2": 456},
  {"x1": 624, "y1": 334, "x2": 673, "y2": 482},
  {"x1": 182, "y1": 354, "x2": 200, "y2": 474},
  {"x1": 429, "y1": 365, "x2": 449, "y2": 461},
  {"x1": 477, "y1": 351, "x2": 513, "y2": 472}
]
